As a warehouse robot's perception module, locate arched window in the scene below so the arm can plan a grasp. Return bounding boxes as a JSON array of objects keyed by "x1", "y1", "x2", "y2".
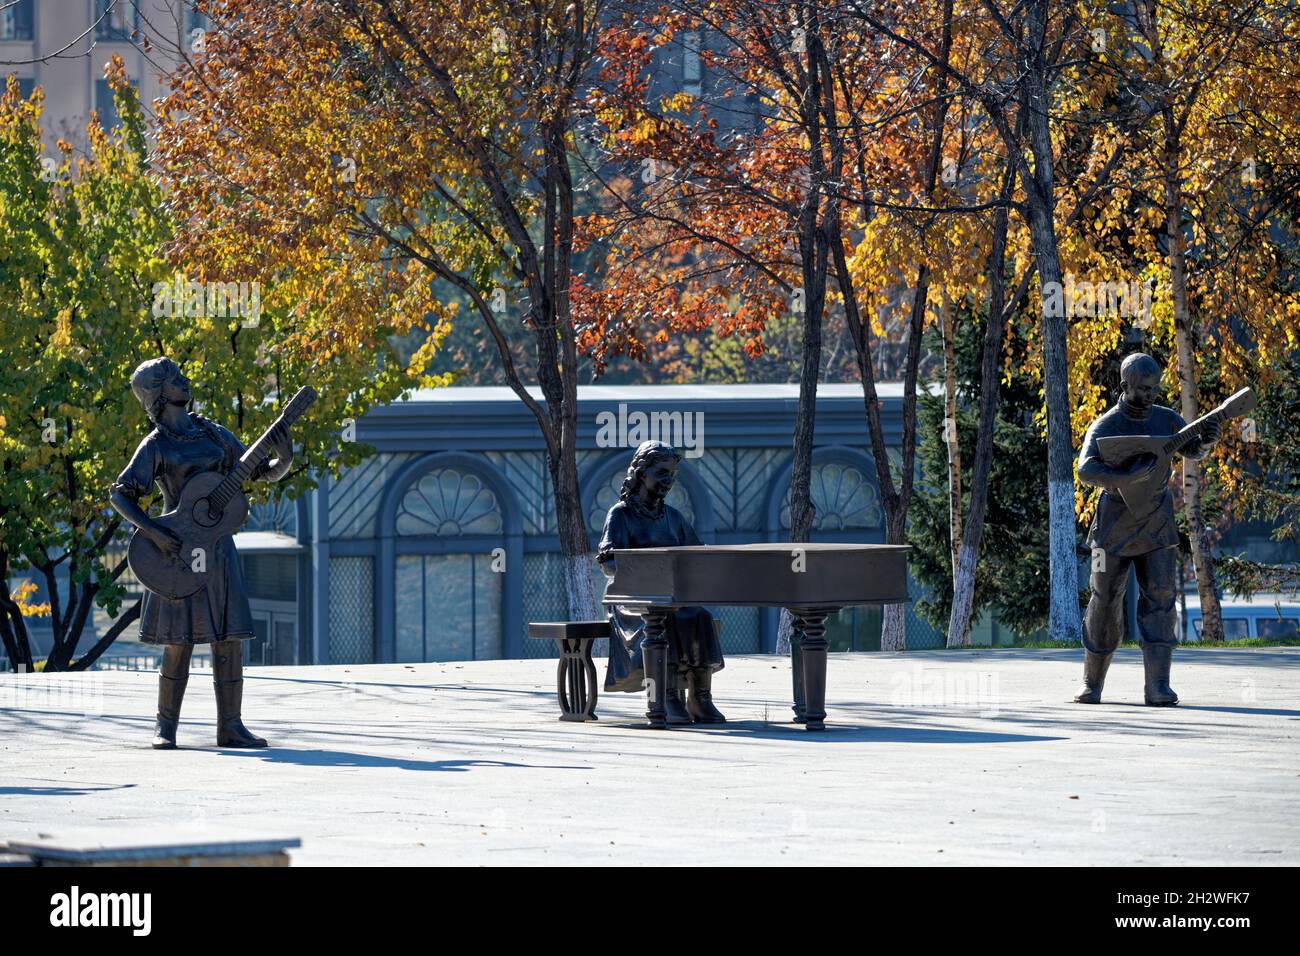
[
  {"x1": 777, "y1": 457, "x2": 882, "y2": 532},
  {"x1": 381, "y1": 457, "x2": 518, "y2": 663}
]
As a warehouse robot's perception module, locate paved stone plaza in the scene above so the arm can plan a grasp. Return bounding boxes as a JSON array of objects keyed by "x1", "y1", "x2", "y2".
[{"x1": 2, "y1": 648, "x2": 1296, "y2": 865}]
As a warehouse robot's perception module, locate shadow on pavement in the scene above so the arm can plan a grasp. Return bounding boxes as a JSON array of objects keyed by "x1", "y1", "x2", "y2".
[
  {"x1": 213, "y1": 749, "x2": 592, "y2": 772},
  {"x1": 0, "y1": 783, "x2": 139, "y2": 796},
  {"x1": 598, "y1": 718, "x2": 1067, "y2": 744}
]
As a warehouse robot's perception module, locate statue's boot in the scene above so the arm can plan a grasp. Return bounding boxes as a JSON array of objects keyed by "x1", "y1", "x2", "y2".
[
  {"x1": 213, "y1": 640, "x2": 268, "y2": 747},
  {"x1": 1072, "y1": 650, "x2": 1112, "y2": 704},
  {"x1": 664, "y1": 676, "x2": 693, "y2": 725},
  {"x1": 1142, "y1": 643, "x2": 1179, "y2": 707},
  {"x1": 152, "y1": 644, "x2": 191, "y2": 749},
  {"x1": 686, "y1": 667, "x2": 726, "y2": 723}
]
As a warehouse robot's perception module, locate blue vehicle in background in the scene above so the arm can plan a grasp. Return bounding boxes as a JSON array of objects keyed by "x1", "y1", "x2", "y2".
[{"x1": 1183, "y1": 592, "x2": 1300, "y2": 641}]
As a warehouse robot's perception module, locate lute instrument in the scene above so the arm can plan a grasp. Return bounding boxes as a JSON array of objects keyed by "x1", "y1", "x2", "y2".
[{"x1": 1096, "y1": 386, "x2": 1255, "y2": 515}]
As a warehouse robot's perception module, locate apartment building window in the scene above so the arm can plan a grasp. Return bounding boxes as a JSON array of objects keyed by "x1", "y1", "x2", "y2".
[
  {"x1": 95, "y1": 1, "x2": 138, "y2": 41},
  {"x1": 682, "y1": 30, "x2": 703, "y2": 94},
  {"x1": 1, "y1": 0, "x2": 36, "y2": 41},
  {"x1": 186, "y1": 2, "x2": 210, "y2": 32},
  {"x1": 95, "y1": 78, "x2": 122, "y2": 128}
]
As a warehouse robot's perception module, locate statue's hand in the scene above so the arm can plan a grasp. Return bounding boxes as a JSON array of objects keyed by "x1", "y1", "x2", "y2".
[
  {"x1": 148, "y1": 526, "x2": 182, "y2": 559},
  {"x1": 1200, "y1": 419, "x2": 1222, "y2": 445}
]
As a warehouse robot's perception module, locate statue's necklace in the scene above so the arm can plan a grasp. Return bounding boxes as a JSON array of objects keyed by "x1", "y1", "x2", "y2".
[{"x1": 156, "y1": 414, "x2": 210, "y2": 443}]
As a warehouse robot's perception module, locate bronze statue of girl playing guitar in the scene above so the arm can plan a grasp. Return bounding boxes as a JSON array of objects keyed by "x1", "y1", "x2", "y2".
[{"x1": 110, "y1": 357, "x2": 306, "y2": 749}]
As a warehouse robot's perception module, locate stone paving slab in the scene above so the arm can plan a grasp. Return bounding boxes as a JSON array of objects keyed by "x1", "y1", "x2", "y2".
[{"x1": 1, "y1": 648, "x2": 1297, "y2": 866}]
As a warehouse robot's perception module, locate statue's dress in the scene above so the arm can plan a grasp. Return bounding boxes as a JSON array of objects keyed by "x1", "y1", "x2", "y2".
[
  {"x1": 597, "y1": 498, "x2": 724, "y2": 692},
  {"x1": 112, "y1": 414, "x2": 259, "y2": 646}
]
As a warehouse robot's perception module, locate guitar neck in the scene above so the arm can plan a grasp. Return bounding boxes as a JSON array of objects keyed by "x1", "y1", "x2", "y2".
[{"x1": 207, "y1": 387, "x2": 317, "y2": 511}]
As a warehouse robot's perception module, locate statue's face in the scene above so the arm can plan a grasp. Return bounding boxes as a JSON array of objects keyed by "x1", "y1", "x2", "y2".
[
  {"x1": 161, "y1": 364, "x2": 192, "y2": 406},
  {"x1": 641, "y1": 457, "x2": 679, "y2": 501},
  {"x1": 1122, "y1": 369, "x2": 1162, "y2": 410}
]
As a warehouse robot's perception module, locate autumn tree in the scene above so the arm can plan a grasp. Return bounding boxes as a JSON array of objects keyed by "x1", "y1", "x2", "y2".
[
  {"x1": 0, "y1": 65, "x2": 426, "y2": 672},
  {"x1": 1078, "y1": 0, "x2": 1300, "y2": 640},
  {"x1": 157, "y1": 0, "x2": 611, "y2": 621},
  {"x1": 585, "y1": 1, "x2": 972, "y2": 650}
]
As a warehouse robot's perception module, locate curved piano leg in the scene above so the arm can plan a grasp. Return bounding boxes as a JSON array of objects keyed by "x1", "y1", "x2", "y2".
[
  {"x1": 789, "y1": 606, "x2": 837, "y2": 731},
  {"x1": 639, "y1": 606, "x2": 670, "y2": 729}
]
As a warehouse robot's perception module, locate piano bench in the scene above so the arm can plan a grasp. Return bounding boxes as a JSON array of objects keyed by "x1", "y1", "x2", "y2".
[{"x1": 527, "y1": 621, "x2": 610, "y2": 722}]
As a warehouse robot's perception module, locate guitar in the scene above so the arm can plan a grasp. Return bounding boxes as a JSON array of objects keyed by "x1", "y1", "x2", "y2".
[
  {"x1": 1096, "y1": 386, "x2": 1255, "y2": 515},
  {"x1": 127, "y1": 386, "x2": 318, "y2": 600}
]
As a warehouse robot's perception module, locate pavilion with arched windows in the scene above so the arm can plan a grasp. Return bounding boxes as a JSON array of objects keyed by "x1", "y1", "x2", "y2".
[{"x1": 239, "y1": 383, "x2": 960, "y2": 665}]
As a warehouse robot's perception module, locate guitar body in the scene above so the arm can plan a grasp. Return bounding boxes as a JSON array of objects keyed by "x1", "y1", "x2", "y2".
[
  {"x1": 123, "y1": 385, "x2": 317, "y2": 600},
  {"x1": 127, "y1": 471, "x2": 250, "y2": 600}
]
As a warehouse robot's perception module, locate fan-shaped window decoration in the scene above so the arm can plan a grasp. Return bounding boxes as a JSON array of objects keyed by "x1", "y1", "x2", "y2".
[
  {"x1": 396, "y1": 469, "x2": 503, "y2": 537},
  {"x1": 780, "y1": 461, "x2": 881, "y2": 530},
  {"x1": 587, "y1": 464, "x2": 695, "y2": 533},
  {"x1": 247, "y1": 496, "x2": 298, "y2": 536}
]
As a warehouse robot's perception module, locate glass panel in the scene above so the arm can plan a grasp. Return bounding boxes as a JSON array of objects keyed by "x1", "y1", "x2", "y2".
[
  {"x1": 1257, "y1": 617, "x2": 1299, "y2": 639},
  {"x1": 249, "y1": 615, "x2": 270, "y2": 666},
  {"x1": 396, "y1": 469, "x2": 502, "y2": 536},
  {"x1": 395, "y1": 554, "x2": 425, "y2": 663},
  {"x1": 396, "y1": 553, "x2": 503, "y2": 662},
  {"x1": 241, "y1": 553, "x2": 297, "y2": 601},
  {"x1": 522, "y1": 552, "x2": 568, "y2": 659},
  {"x1": 422, "y1": 554, "x2": 475, "y2": 661},
  {"x1": 96, "y1": 0, "x2": 138, "y2": 40},
  {"x1": 818, "y1": 607, "x2": 884, "y2": 652},
  {"x1": 1, "y1": 1, "x2": 35, "y2": 41},
  {"x1": 713, "y1": 605, "x2": 759, "y2": 654},
  {"x1": 186, "y1": 3, "x2": 209, "y2": 33},
  {"x1": 683, "y1": 31, "x2": 702, "y2": 84},
  {"x1": 472, "y1": 554, "x2": 503, "y2": 659},
  {"x1": 94, "y1": 80, "x2": 120, "y2": 129}
]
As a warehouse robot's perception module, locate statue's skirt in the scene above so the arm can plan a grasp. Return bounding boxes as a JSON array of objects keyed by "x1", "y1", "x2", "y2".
[
  {"x1": 604, "y1": 605, "x2": 723, "y2": 692},
  {"x1": 138, "y1": 535, "x2": 255, "y2": 645}
]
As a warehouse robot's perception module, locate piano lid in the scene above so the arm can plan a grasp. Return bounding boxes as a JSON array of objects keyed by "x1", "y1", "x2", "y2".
[{"x1": 602, "y1": 543, "x2": 911, "y2": 609}]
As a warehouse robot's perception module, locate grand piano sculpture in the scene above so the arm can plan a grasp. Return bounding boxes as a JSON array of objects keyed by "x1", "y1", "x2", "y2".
[{"x1": 603, "y1": 542, "x2": 911, "y2": 731}]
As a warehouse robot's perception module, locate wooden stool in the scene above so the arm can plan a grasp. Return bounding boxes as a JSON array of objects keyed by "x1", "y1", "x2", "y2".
[{"x1": 527, "y1": 621, "x2": 609, "y2": 721}]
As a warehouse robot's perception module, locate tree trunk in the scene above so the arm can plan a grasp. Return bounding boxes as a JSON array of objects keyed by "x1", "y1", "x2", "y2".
[
  {"x1": 0, "y1": 545, "x2": 37, "y2": 671},
  {"x1": 881, "y1": 506, "x2": 910, "y2": 651},
  {"x1": 70, "y1": 599, "x2": 141, "y2": 671},
  {"x1": 946, "y1": 156, "x2": 1016, "y2": 648},
  {"x1": 1163, "y1": 143, "x2": 1223, "y2": 642},
  {"x1": 940, "y1": 288, "x2": 962, "y2": 579},
  {"x1": 1023, "y1": 3, "x2": 1082, "y2": 644},
  {"x1": 551, "y1": 445, "x2": 599, "y2": 624},
  {"x1": 776, "y1": 15, "x2": 834, "y2": 656}
]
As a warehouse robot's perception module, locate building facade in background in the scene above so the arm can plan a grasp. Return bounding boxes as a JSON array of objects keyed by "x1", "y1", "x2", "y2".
[
  {"x1": 250, "y1": 384, "x2": 966, "y2": 667},
  {"x1": 1, "y1": 0, "x2": 203, "y2": 150}
]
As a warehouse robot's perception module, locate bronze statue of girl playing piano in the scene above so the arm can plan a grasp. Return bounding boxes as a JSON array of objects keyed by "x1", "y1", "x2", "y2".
[{"x1": 597, "y1": 441, "x2": 726, "y2": 723}]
